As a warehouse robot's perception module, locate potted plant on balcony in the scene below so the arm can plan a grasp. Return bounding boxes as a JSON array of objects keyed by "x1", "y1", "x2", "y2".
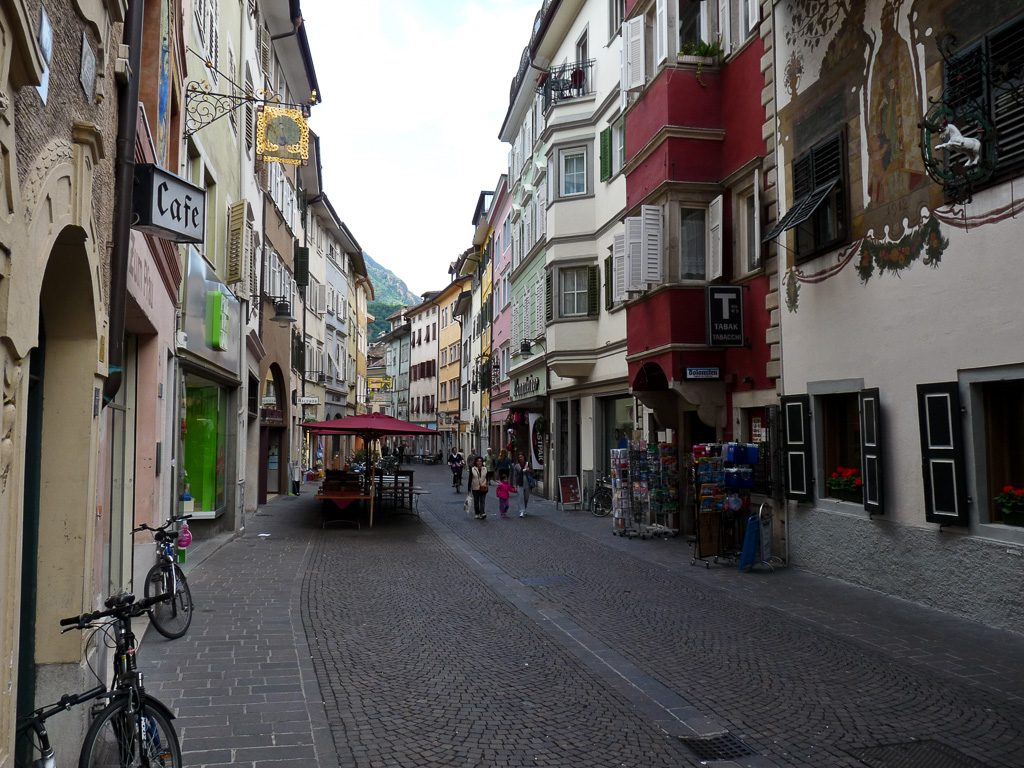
[
  {"x1": 994, "y1": 484, "x2": 1024, "y2": 526},
  {"x1": 678, "y1": 38, "x2": 725, "y2": 84},
  {"x1": 826, "y1": 466, "x2": 863, "y2": 503}
]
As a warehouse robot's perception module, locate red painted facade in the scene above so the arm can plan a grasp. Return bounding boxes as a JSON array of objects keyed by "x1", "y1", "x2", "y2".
[{"x1": 624, "y1": 36, "x2": 771, "y2": 438}]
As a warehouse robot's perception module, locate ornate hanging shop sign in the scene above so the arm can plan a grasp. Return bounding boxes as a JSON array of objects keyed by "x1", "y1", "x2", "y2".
[
  {"x1": 918, "y1": 36, "x2": 997, "y2": 204},
  {"x1": 256, "y1": 105, "x2": 310, "y2": 166}
]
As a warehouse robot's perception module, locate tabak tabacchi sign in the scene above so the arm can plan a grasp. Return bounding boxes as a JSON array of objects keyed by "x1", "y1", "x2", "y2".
[{"x1": 256, "y1": 105, "x2": 310, "y2": 165}]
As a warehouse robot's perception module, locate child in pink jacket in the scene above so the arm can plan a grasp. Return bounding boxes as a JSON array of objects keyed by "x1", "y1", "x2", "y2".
[{"x1": 495, "y1": 472, "x2": 517, "y2": 518}]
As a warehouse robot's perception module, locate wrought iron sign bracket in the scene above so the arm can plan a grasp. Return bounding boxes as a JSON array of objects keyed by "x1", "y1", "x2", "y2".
[
  {"x1": 918, "y1": 34, "x2": 1001, "y2": 205},
  {"x1": 184, "y1": 80, "x2": 310, "y2": 140}
]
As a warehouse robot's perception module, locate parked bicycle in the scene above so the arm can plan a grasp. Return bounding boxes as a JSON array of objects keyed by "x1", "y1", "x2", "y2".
[
  {"x1": 16, "y1": 592, "x2": 182, "y2": 768},
  {"x1": 132, "y1": 515, "x2": 193, "y2": 639},
  {"x1": 587, "y1": 477, "x2": 613, "y2": 517}
]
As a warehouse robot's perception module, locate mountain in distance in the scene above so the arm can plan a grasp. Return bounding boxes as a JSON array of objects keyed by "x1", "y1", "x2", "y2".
[{"x1": 363, "y1": 252, "x2": 419, "y2": 341}]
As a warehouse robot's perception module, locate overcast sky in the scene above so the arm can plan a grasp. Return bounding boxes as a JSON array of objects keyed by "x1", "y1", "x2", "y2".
[{"x1": 303, "y1": 0, "x2": 539, "y2": 298}]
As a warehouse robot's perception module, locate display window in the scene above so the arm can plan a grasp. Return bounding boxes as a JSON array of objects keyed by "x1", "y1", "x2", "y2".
[{"x1": 181, "y1": 373, "x2": 228, "y2": 517}]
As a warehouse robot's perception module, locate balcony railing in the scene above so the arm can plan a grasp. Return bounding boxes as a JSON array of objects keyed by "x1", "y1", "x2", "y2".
[{"x1": 540, "y1": 59, "x2": 594, "y2": 111}]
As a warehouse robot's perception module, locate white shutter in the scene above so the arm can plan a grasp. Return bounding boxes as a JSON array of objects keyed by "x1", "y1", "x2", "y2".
[
  {"x1": 625, "y1": 215, "x2": 643, "y2": 291},
  {"x1": 752, "y1": 168, "x2": 761, "y2": 269},
  {"x1": 655, "y1": 0, "x2": 667, "y2": 64},
  {"x1": 619, "y1": 28, "x2": 628, "y2": 111},
  {"x1": 246, "y1": 220, "x2": 257, "y2": 301},
  {"x1": 708, "y1": 195, "x2": 724, "y2": 281},
  {"x1": 641, "y1": 204, "x2": 663, "y2": 284},
  {"x1": 719, "y1": 0, "x2": 732, "y2": 53},
  {"x1": 316, "y1": 283, "x2": 327, "y2": 314},
  {"x1": 612, "y1": 233, "x2": 626, "y2": 303},
  {"x1": 625, "y1": 17, "x2": 645, "y2": 91},
  {"x1": 537, "y1": 184, "x2": 547, "y2": 237}
]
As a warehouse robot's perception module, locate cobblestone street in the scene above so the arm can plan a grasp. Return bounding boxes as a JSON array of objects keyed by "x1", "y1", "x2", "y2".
[{"x1": 142, "y1": 465, "x2": 1024, "y2": 767}]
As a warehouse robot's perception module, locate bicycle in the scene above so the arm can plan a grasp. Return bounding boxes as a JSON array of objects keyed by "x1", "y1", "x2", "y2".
[
  {"x1": 588, "y1": 478, "x2": 613, "y2": 517},
  {"x1": 132, "y1": 515, "x2": 193, "y2": 639},
  {"x1": 16, "y1": 592, "x2": 182, "y2": 768}
]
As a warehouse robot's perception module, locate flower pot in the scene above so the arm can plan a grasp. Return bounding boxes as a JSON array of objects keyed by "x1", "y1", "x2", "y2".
[
  {"x1": 999, "y1": 507, "x2": 1024, "y2": 527},
  {"x1": 828, "y1": 487, "x2": 863, "y2": 504}
]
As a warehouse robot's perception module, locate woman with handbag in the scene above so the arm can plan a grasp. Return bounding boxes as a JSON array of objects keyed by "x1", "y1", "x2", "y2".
[
  {"x1": 512, "y1": 452, "x2": 534, "y2": 517},
  {"x1": 469, "y1": 455, "x2": 489, "y2": 519}
]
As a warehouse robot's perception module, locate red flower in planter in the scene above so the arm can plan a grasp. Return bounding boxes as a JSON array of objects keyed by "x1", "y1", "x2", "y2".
[{"x1": 826, "y1": 466, "x2": 862, "y2": 493}]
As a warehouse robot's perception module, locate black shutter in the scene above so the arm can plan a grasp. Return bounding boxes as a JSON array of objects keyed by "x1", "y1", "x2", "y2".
[
  {"x1": 587, "y1": 265, "x2": 599, "y2": 316},
  {"x1": 917, "y1": 382, "x2": 969, "y2": 526},
  {"x1": 859, "y1": 388, "x2": 884, "y2": 515},
  {"x1": 599, "y1": 127, "x2": 612, "y2": 182},
  {"x1": 545, "y1": 270, "x2": 553, "y2": 322},
  {"x1": 781, "y1": 394, "x2": 813, "y2": 502},
  {"x1": 604, "y1": 255, "x2": 613, "y2": 310}
]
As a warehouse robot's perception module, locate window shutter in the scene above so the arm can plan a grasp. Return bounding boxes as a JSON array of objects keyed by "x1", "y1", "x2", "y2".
[
  {"x1": 781, "y1": 394, "x2": 813, "y2": 502},
  {"x1": 604, "y1": 255, "x2": 613, "y2": 310},
  {"x1": 859, "y1": 388, "x2": 884, "y2": 515},
  {"x1": 707, "y1": 195, "x2": 723, "y2": 281},
  {"x1": 246, "y1": 220, "x2": 258, "y2": 301},
  {"x1": 534, "y1": 278, "x2": 543, "y2": 335},
  {"x1": 625, "y1": 215, "x2": 643, "y2": 291},
  {"x1": 719, "y1": 0, "x2": 732, "y2": 53},
  {"x1": 619, "y1": 27, "x2": 628, "y2": 111},
  {"x1": 600, "y1": 127, "x2": 612, "y2": 182},
  {"x1": 612, "y1": 233, "x2": 626, "y2": 303},
  {"x1": 545, "y1": 270, "x2": 553, "y2": 322},
  {"x1": 655, "y1": 0, "x2": 667, "y2": 64},
  {"x1": 641, "y1": 204, "x2": 663, "y2": 284},
  {"x1": 752, "y1": 167, "x2": 761, "y2": 266},
  {"x1": 258, "y1": 23, "x2": 272, "y2": 78},
  {"x1": 316, "y1": 283, "x2": 327, "y2": 314},
  {"x1": 917, "y1": 383, "x2": 969, "y2": 526},
  {"x1": 225, "y1": 200, "x2": 245, "y2": 283},
  {"x1": 625, "y1": 17, "x2": 645, "y2": 91},
  {"x1": 537, "y1": 184, "x2": 547, "y2": 237},
  {"x1": 587, "y1": 265, "x2": 600, "y2": 316}
]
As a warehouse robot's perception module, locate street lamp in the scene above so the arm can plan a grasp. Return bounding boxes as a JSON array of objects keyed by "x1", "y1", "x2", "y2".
[
  {"x1": 266, "y1": 295, "x2": 296, "y2": 326},
  {"x1": 520, "y1": 336, "x2": 545, "y2": 357}
]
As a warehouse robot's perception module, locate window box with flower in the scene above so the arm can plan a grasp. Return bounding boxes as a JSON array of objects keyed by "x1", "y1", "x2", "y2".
[
  {"x1": 826, "y1": 466, "x2": 863, "y2": 503},
  {"x1": 994, "y1": 484, "x2": 1024, "y2": 526}
]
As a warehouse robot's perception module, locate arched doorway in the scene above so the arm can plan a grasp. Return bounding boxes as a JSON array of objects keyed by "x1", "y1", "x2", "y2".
[
  {"x1": 258, "y1": 364, "x2": 288, "y2": 503},
  {"x1": 17, "y1": 227, "x2": 101, "y2": 751}
]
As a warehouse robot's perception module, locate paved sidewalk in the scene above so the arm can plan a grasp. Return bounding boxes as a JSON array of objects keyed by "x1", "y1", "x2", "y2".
[
  {"x1": 141, "y1": 490, "x2": 337, "y2": 768},
  {"x1": 139, "y1": 471, "x2": 1024, "y2": 767}
]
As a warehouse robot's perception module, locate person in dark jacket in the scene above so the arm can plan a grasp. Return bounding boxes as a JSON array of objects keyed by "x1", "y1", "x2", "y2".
[{"x1": 511, "y1": 452, "x2": 535, "y2": 517}]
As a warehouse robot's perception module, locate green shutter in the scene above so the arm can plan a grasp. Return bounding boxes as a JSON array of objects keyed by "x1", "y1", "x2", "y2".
[
  {"x1": 604, "y1": 256, "x2": 613, "y2": 310},
  {"x1": 545, "y1": 271, "x2": 553, "y2": 322},
  {"x1": 587, "y1": 265, "x2": 599, "y2": 316},
  {"x1": 600, "y1": 127, "x2": 612, "y2": 182}
]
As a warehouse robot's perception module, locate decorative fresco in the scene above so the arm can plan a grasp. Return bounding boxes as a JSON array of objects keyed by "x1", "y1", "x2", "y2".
[{"x1": 774, "y1": 0, "x2": 1022, "y2": 310}]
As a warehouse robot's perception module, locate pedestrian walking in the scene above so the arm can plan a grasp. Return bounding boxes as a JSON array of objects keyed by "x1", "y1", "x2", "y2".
[
  {"x1": 397, "y1": 441, "x2": 405, "y2": 467},
  {"x1": 484, "y1": 447, "x2": 496, "y2": 483},
  {"x1": 495, "y1": 471, "x2": 517, "y2": 518},
  {"x1": 496, "y1": 448, "x2": 512, "y2": 478},
  {"x1": 448, "y1": 445, "x2": 466, "y2": 493},
  {"x1": 469, "y1": 456, "x2": 489, "y2": 519},
  {"x1": 512, "y1": 452, "x2": 535, "y2": 517}
]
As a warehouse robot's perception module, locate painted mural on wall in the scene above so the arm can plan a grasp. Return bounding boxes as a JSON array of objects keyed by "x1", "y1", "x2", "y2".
[{"x1": 776, "y1": 0, "x2": 1021, "y2": 309}]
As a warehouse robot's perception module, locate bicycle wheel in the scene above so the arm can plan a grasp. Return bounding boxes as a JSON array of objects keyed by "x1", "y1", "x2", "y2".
[
  {"x1": 592, "y1": 492, "x2": 612, "y2": 517},
  {"x1": 143, "y1": 562, "x2": 193, "y2": 639},
  {"x1": 79, "y1": 697, "x2": 181, "y2": 768}
]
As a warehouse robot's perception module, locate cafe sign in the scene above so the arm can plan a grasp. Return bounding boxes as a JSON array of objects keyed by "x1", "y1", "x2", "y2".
[{"x1": 132, "y1": 164, "x2": 206, "y2": 243}]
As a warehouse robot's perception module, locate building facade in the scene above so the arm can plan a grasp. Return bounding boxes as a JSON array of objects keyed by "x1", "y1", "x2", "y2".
[{"x1": 772, "y1": 0, "x2": 1024, "y2": 633}]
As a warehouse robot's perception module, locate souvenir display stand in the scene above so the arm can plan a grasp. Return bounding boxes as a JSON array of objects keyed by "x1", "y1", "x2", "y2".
[
  {"x1": 690, "y1": 442, "x2": 760, "y2": 567},
  {"x1": 610, "y1": 441, "x2": 678, "y2": 539}
]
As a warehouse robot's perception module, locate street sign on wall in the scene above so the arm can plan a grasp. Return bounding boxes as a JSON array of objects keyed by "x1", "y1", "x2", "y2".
[{"x1": 706, "y1": 286, "x2": 744, "y2": 347}]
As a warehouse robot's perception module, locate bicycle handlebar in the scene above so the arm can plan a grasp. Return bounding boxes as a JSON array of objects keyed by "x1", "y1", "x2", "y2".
[
  {"x1": 131, "y1": 514, "x2": 192, "y2": 535},
  {"x1": 59, "y1": 592, "x2": 171, "y2": 629}
]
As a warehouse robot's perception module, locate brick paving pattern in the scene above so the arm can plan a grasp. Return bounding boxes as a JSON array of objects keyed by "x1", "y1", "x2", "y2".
[{"x1": 137, "y1": 467, "x2": 1024, "y2": 768}]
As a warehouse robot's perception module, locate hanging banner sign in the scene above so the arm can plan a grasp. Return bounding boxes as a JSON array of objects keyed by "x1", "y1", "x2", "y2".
[
  {"x1": 529, "y1": 412, "x2": 545, "y2": 470},
  {"x1": 368, "y1": 376, "x2": 394, "y2": 392},
  {"x1": 256, "y1": 105, "x2": 310, "y2": 165}
]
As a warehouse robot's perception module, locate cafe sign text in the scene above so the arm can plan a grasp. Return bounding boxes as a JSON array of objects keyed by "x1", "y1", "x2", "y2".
[{"x1": 133, "y1": 164, "x2": 206, "y2": 244}]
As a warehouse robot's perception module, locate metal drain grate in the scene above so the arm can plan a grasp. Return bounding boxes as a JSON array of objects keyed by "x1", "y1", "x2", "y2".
[
  {"x1": 678, "y1": 733, "x2": 755, "y2": 760},
  {"x1": 847, "y1": 740, "x2": 989, "y2": 768},
  {"x1": 519, "y1": 575, "x2": 578, "y2": 587}
]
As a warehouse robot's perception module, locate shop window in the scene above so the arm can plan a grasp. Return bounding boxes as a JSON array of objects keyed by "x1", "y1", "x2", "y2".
[
  {"x1": 183, "y1": 375, "x2": 227, "y2": 516},
  {"x1": 982, "y1": 379, "x2": 1024, "y2": 525}
]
